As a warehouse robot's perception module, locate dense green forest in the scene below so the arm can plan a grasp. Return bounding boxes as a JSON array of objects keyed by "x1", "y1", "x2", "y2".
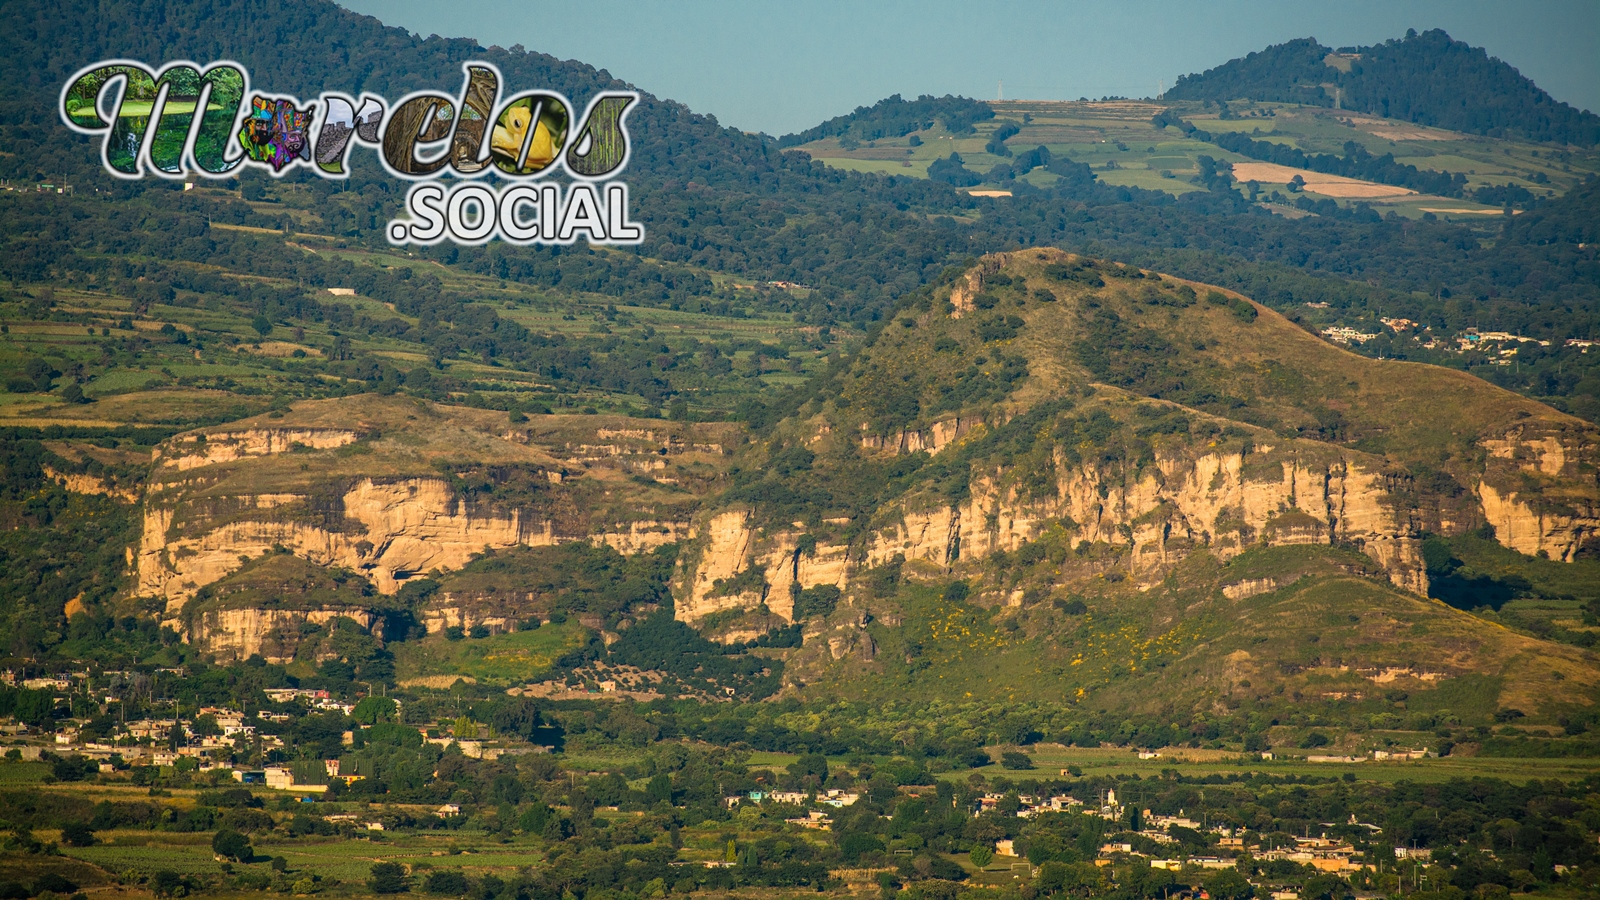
[
  {"x1": 1168, "y1": 29, "x2": 1600, "y2": 146},
  {"x1": 776, "y1": 94, "x2": 995, "y2": 147},
  {"x1": 3, "y1": 1, "x2": 1598, "y2": 421}
]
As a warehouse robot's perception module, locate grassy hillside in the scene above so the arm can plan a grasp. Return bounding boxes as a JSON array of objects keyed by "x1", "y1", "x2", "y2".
[{"x1": 789, "y1": 543, "x2": 1599, "y2": 727}]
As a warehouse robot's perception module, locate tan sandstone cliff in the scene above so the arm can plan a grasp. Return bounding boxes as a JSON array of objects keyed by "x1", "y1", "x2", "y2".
[
  {"x1": 135, "y1": 398, "x2": 737, "y2": 654},
  {"x1": 674, "y1": 435, "x2": 1430, "y2": 626}
]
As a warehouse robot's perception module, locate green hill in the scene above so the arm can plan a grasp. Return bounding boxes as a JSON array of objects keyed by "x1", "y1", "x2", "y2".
[
  {"x1": 674, "y1": 251, "x2": 1600, "y2": 727},
  {"x1": 1166, "y1": 29, "x2": 1600, "y2": 146}
]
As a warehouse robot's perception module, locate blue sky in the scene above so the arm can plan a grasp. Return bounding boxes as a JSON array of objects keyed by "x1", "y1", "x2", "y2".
[{"x1": 341, "y1": 0, "x2": 1600, "y2": 136}]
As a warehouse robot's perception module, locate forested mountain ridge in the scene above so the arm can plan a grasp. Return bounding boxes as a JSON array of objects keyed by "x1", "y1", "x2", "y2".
[
  {"x1": 4, "y1": 0, "x2": 1599, "y2": 419},
  {"x1": 775, "y1": 94, "x2": 995, "y2": 148},
  {"x1": 1167, "y1": 29, "x2": 1600, "y2": 146}
]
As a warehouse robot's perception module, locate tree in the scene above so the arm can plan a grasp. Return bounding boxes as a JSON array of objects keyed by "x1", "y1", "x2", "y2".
[
  {"x1": 840, "y1": 833, "x2": 885, "y2": 862},
  {"x1": 211, "y1": 828, "x2": 253, "y2": 862},
  {"x1": 1299, "y1": 874, "x2": 1351, "y2": 900},
  {"x1": 970, "y1": 845, "x2": 994, "y2": 868},
  {"x1": 251, "y1": 314, "x2": 272, "y2": 338},
  {"x1": 150, "y1": 871, "x2": 191, "y2": 898},
  {"x1": 788, "y1": 752, "x2": 829, "y2": 785},
  {"x1": 59, "y1": 822, "x2": 96, "y2": 847},
  {"x1": 1035, "y1": 861, "x2": 1068, "y2": 892},
  {"x1": 424, "y1": 870, "x2": 469, "y2": 895},
  {"x1": 1204, "y1": 868, "x2": 1254, "y2": 900},
  {"x1": 12, "y1": 689, "x2": 55, "y2": 727},
  {"x1": 352, "y1": 696, "x2": 397, "y2": 725},
  {"x1": 1000, "y1": 751, "x2": 1034, "y2": 770},
  {"x1": 369, "y1": 862, "x2": 409, "y2": 894}
]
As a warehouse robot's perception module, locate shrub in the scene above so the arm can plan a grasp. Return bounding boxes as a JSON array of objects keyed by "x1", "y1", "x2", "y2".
[
  {"x1": 424, "y1": 871, "x2": 470, "y2": 895},
  {"x1": 1000, "y1": 751, "x2": 1034, "y2": 770},
  {"x1": 1299, "y1": 731, "x2": 1331, "y2": 749},
  {"x1": 149, "y1": 872, "x2": 192, "y2": 898},
  {"x1": 369, "y1": 863, "x2": 409, "y2": 894},
  {"x1": 34, "y1": 876, "x2": 77, "y2": 895},
  {"x1": 211, "y1": 828, "x2": 253, "y2": 862}
]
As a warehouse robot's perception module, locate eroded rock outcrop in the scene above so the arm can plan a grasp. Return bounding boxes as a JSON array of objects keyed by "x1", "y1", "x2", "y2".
[
  {"x1": 136, "y1": 402, "x2": 735, "y2": 653},
  {"x1": 161, "y1": 428, "x2": 362, "y2": 471},
  {"x1": 1477, "y1": 423, "x2": 1600, "y2": 561},
  {"x1": 675, "y1": 438, "x2": 1429, "y2": 624},
  {"x1": 140, "y1": 475, "x2": 555, "y2": 607},
  {"x1": 191, "y1": 606, "x2": 377, "y2": 664}
]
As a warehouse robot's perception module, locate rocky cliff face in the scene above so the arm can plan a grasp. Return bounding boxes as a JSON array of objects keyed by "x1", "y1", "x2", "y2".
[
  {"x1": 675, "y1": 436, "x2": 1430, "y2": 625},
  {"x1": 161, "y1": 428, "x2": 364, "y2": 471},
  {"x1": 1477, "y1": 422, "x2": 1600, "y2": 561},
  {"x1": 138, "y1": 399, "x2": 738, "y2": 654},
  {"x1": 140, "y1": 473, "x2": 552, "y2": 605},
  {"x1": 190, "y1": 606, "x2": 377, "y2": 664}
]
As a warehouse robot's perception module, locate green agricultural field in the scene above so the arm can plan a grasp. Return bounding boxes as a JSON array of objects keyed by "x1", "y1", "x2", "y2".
[
  {"x1": 0, "y1": 761, "x2": 51, "y2": 784},
  {"x1": 393, "y1": 622, "x2": 589, "y2": 687},
  {"x1": 796, "y1": 97, "x2": 1599, "y2": 214},
  {"x1": 66, "y1": 830, "x2": 553, "y2": 883}
]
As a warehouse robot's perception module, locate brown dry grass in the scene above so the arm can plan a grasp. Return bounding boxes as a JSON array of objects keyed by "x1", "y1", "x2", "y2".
[{"x1": 1229, "y1": 162, "x2": 1415, "y2": 198}]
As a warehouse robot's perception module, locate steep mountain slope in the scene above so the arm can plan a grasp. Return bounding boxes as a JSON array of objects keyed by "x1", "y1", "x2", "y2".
[
  {"x1": 1167, "y1": 29, "x2": 1600, "y2": 145},
  {"x1": 668, "y1": 251, "x2": 1600, "y2": 718}
]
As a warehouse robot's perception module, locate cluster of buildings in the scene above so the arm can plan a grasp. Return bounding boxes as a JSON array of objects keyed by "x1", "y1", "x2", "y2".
[
  {"x1": 1306, "y1": 748, "x2": 1431, "y2": 763},
  {"x1": 262, "y1": 688, "x2": 358, "y2": 715},
  {"x1": 721, "y1": 790, "x2": 863, "y2": 831},
  {"x1": 0, "y1": 181, "x2": 73, "y2": 194},
  {"x1": 1320, "y1": 326, "x2": 1381, "y2": 344},
  {"x1": 1452, "y1": 330, "x2": 1552, "y2": 363},
  {"x1": 1312, "y1": 318, "x2": 1591, "y2": 363},
  {"x1": 977, "y1": 788, "x2": 1377, "y2": 876},
  {"x1": 1096, "y1": 823, "x2": 1369, "y2": 874},
  {"x1": 730, "y1": 788, "x2": 862, "y2": 808}
]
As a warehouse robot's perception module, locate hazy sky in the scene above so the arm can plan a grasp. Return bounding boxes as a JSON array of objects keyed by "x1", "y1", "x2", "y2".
[{"x1": 341, "y1": 0, "x2": 1600, "y2": 136}]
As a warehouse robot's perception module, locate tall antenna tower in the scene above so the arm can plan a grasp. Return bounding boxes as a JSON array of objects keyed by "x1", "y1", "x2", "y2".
[{"x1": 997, "y1": 80, "x2": 1003, "y2": 101}]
